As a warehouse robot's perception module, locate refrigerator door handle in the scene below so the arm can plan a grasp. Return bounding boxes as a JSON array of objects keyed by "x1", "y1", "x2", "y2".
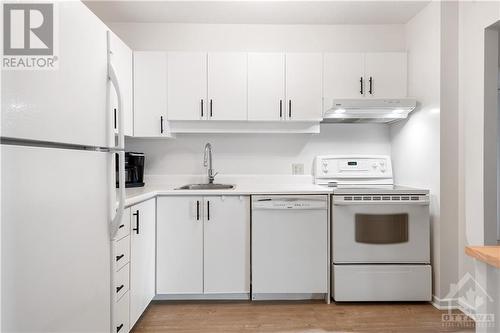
[{"x1": 108, "y1": 56, "x2": 125, "y2": 239}]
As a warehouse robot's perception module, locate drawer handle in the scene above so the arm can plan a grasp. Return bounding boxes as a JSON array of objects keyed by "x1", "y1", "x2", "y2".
[
  {"x1": 116, "y1": 254, "x2": 125, "y2": 262},
  {"x1": 116, "y1": 284, "x2": 124, "y2": 293},
  {"x1": 118, "y1": 224, "x2": 124, "y2": 229},
  {"x1": 117, "y1": 324, "x2": 124, "y2": 332}
]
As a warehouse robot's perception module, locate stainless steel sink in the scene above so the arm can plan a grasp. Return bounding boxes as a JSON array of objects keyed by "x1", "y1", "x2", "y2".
[{"x1": 175, "y1": 183, "x2": 235, "y2": 190}]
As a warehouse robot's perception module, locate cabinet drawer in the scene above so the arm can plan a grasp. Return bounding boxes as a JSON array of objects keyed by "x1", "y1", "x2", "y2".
[
  {"x1": 114, "y1": 236, "x2": 130, "y2": 272},
  {"x1": 114, "y1": 291, "x2": 130, "y2": 333},
  {"x1": 114, "y1": 208, "x2": 131, "y2": 241},
  {"x1": 115, "y1": 263, "x2": 130, "y2": 302}
]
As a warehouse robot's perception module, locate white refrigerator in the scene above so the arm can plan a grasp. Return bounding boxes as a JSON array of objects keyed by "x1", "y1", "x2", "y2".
[{"x1": 1, "y1": 2, "x2": 129, "y2": 332}]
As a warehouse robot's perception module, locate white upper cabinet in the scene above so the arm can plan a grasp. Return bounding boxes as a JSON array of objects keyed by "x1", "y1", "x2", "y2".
[
  {"x1": 285, "y1": 53, "x2": 323, "y2": 121},
  {"x1": 108, "y1": 32, "x2": 133, "y2": 137},
  {"x1": 167, "y1": 52, "x2": 208, "y2": 121},
  {"x1": 208, "y1": 53, "x2": 248, "y2": 121},
  {"x1": 1, "y1": 1, "x2": 110, "y2": 147},
  {"x1": 133, "y1": 52, "x2": 168, "y2": 137},
  {"x1": 364, "y1": 52, "x2": 407, "y2": 98},
  {"x1": 323, "y1": 52, "x2": 408, "y2": 103},
  {"x1": 323, "y1": 53, "x2": 365, "y2": 103},
  {"x1": 248, "y1": 53, "x2": 285, "y2": 121},
  {"x1": 203, "y1": 196, "x2": 250, "y2": 294}
]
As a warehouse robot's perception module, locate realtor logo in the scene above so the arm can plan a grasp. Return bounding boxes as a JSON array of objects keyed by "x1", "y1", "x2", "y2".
[{"x1": 2, "y1": 2, "x2": 58, "y2": 70}]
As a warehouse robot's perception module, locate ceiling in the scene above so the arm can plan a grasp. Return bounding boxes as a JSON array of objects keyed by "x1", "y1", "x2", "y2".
[{"x1": 84, "y1": 1, "x2": 430, "y2": 25}]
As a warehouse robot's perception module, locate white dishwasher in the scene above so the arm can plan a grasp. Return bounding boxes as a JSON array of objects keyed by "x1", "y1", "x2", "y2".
[{"x1": 251, "y1": 195, "x2": 329, "y2": 301}]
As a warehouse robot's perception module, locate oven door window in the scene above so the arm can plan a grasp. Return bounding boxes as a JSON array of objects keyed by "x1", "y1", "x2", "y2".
[{"x1": 355, "y1": 213, "x2": 409, "y2": 244}]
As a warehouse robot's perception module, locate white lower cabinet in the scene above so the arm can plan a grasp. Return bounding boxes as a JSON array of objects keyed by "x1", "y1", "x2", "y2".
[
  {"x1": 157, "y1": 196, "x2": 250, "y2": 297},
  {"x1": 130, "y1": 198, "x2": 156, "y2": 327}
]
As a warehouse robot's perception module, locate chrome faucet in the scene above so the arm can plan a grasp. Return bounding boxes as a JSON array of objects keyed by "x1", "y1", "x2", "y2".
[{"x1": 203, "y1": 143, "x2": 218, "y2": 184}]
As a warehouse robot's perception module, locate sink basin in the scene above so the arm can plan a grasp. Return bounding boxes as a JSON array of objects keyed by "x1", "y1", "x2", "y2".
[{"x1": 175, "y1": 183, "x2": 235, "y2": 190}]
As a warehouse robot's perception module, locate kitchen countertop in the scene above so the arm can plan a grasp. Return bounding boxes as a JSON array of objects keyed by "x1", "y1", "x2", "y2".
[
  {"x1": 465, "y1": 246, "x2": 500, "y2": 269},
  {"x1": 123, "y1": 183, "x2": 332, "y2": 207}
]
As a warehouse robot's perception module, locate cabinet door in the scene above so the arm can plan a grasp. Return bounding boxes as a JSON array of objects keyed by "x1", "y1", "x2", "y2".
[
  {"x1": 109, "y1": 32, "x2": 133, "y2": 136},
  {"x1": 157, "y1": 196, "x2": 204, "y2": 294},
  {"x1": 248, "y1": 53, "x2": 285, "y2": 121},
  {"x1": 285, "y1": 53, "x2": 323, "y2": 121},
  {"x1": 364, "y1": 52, "x2": 407, "y2": 98},
  {"x1": 167, "y1": 52, "x2": 207, "y2": 121},
  {"x1": 323, "y1": 53, "x2": 365, "y2": 109},
  {"x1": 133, "y1": 52, "x2": 167, "y2": 136},
  {"x1": 203, "y1": 196, "x2": 250, "y2": 294},
  {"x1": 130, "y1": 199, "x2": 156, "y2": 327},
  {"x1": 1, "y1": 1, "x2": 110, "y2": 147},
  {"x1": 208, "y1": 53, "x2": 247, "y2": 121}
]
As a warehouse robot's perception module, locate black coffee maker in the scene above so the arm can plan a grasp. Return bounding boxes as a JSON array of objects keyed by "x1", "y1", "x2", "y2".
[{"x1": 116, "y1": 152, "x2": 145, "y2": 188}]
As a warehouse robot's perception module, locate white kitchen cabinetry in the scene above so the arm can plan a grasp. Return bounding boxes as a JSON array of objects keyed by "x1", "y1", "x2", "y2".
[
  {"x1": 208, "y1": 53, "x2": 248, "y2": 121},
  {"x1": 156, "y1": 196, "x2": 204, "y2": 294},
  {"x1": 167, "y1": 52, "x2": 208, "y2": 121},
  {"x1": 285, "y1": 53, "x2": 323, "y2": 121},
  {"x1": 108, "y1": 32, "x2": 133, "y2": 136},
  {"x1": 133, "y1": 52, "x2": 168, "y2": 136},
  {"x1": 248, "y1": 53, "x2": 285, "y2": 121},
  {"x1": 113, "y1": 208, "x2": 131, "y2": 333},
  {"x1": 129, "y1": 199, "x2": 156, "y2": 327},
  {"x1": 157, "y1": 196, "x2": 250, "y2": 296},
  {"x1": 364, "y1": 52, "x2": 407, "y2": 98},
  {"x1": 323, "y1": 52, "x2": 407, "y2": 109}
]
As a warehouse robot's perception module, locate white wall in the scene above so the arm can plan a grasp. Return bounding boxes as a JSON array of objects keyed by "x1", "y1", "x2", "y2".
[
  {"x1": 126, "y1": 124, "x2": 391, "y2": 176},
  {"x1": 390, "y1": 1, "x2": 442, "y2": 301},
  {"x1": 108, "y1": 22, "x2": 405, "y2": 52}
]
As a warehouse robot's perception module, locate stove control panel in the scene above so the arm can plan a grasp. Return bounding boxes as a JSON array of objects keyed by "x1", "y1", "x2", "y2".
[{"x1": 314, "y1": 155, "x2": 393, "y2": 184}]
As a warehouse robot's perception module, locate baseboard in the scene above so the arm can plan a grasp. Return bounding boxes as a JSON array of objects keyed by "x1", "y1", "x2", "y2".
[
  {"x1": 457, "y1": 298, "x2": 475, "y2": 319},
  {"x1": 431, "y1": 295, "x2": 459, "y2": 310},
  {"x1": 154, "y1": 293, "x2": 250, "y2": 301}
]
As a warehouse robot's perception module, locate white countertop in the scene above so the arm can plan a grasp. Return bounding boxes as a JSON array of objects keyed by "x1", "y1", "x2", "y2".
[{"x1": 122, "y1": 175, "x2": 331, "y2": 207}]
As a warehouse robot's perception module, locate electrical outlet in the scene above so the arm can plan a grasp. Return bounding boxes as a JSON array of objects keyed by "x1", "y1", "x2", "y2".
[{"x1": 292, "y1": 163, "x2": 304, "y2": 175}]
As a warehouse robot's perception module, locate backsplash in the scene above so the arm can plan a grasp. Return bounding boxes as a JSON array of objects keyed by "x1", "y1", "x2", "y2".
[{"x1": 125, "y1": 124, "x2": 391, "y2": 176}]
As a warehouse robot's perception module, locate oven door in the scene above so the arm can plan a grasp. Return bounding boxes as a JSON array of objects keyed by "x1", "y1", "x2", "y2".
[{"x1": 332, "y1": 195, "x2": 430, "y2": 263}]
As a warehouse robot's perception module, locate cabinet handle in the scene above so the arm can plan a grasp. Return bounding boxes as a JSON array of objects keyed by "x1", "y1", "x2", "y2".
[
  {"x1": 279, "y1": 100, "x2": 283, "y2": 118},
  {"x1": 201, "y1": 99, "x2": 204, "y2": 118},
  {"x1": 207, "y1": 200, "x2": 210, "y2": 221},
  {"x1": 160, "y1": 116, "x2": 164, "y2": 134},
  {"x1": 118, "y1": 224, "x2": 124, "y2": 229},
  {"x1": 196, "y1": 200, "x2": 200, "y2": 221},
  {"x1": 210, "y1": 99, "x2": 213, "y2": 117},
  {"x1": 116, "y1": 284, "x2": 124, "y2": 293},
  {"x1": 113, "y1": 108, "x2": 117, "y2": 129},
  {"x1": 132, "y1": 210, "x2": 140, "y2": 235},
  {"x1": 360, "y1": 77, "x2": 364, "y2": 95},
  {"x1": 288, "y1": 100, "x2": 292, "y2": 118},
  {"x1": 115, "y1": 254, "x2": 125, "y2": 261},
  {"x1": 369, "y1": 77, "x2": 373, "y2": 95},
  {"x1": 117, "y1": 324, "x2": 124, "y2": 332}
]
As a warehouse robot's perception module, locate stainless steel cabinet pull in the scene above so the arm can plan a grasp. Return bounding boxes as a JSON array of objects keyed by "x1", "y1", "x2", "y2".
[
  {"x1": 360, "y1": 77, "x2": 364, "y2": 95},
  {"x1": 132, "y1": 210, "x2": 140, "y2": 234},
  {"x1": 201, "y1": 99, "x2": 204, "y2": 117},
  {"x1": 160, "y1": 116, "x2": 164, "y2": 134},
  {"x1": 288, "y1": 100, "x2": 292, "y2": 118},
  {"x1": 369, "y1": 77, "x2": 373, "y2": 95}
]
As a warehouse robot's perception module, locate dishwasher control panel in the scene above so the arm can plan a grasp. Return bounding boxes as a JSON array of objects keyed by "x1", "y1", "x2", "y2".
[{"x1": 252, "y1": 196, "x2": 328, "y2": 210}]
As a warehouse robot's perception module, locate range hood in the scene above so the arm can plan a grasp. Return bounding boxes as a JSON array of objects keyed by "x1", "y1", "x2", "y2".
[{"x1": 322, "y1": 98, "x2": 417, "y2": 123}]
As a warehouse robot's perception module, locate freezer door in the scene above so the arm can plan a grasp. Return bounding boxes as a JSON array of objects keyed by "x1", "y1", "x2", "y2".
[
  {"x1": 1, "y1": 2, "x2": 111, "y2": 147},
  {"x1": 1, "y1": 145, "x2": 112, "y2": 332}
]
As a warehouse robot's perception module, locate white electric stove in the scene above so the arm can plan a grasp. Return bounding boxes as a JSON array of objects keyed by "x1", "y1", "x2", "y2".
[{"x1": 314, "y1": 155, "x2": 432, "y2": 302}]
